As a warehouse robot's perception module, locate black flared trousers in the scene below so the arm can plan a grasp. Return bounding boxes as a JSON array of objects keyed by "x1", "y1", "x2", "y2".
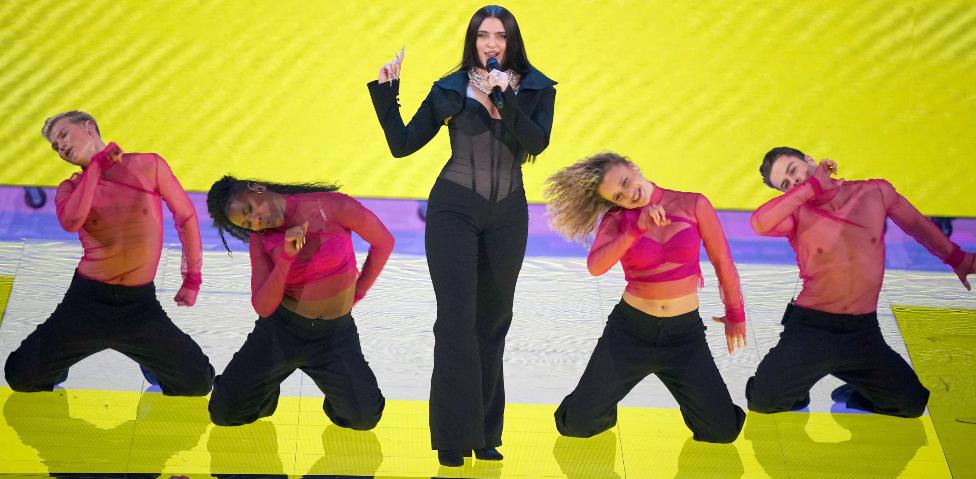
[{"x1": 425, "y1": 178, "x2": 529, "y2": 451}]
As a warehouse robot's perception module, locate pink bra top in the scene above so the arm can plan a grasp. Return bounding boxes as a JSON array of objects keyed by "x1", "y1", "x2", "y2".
[
  {"x1": 260, "y1": 228, "x2": 356, "y2": 287},
  {"x1": 248, "y1": 192, "x2": 394, "y2": 317},
  {"x1": 620, "y1": 215, "x2": 703, "y2": 284},
  {"x1": 588, "y1": 186, "x2": 745, "y2": 323}
]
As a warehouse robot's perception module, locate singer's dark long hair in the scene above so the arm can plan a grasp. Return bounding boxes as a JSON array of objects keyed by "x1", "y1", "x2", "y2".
[
  {"x1": 206, "y1": 175, "x2": 340, "y2": 252},
  {"x1": 457, "y1": 5, "x2": 533, "y2": 75}
]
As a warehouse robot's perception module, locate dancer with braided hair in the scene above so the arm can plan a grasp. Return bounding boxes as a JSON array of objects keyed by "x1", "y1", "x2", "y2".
[{"x1": 205, "y1": 176, "x2": 392, "y2": 429}]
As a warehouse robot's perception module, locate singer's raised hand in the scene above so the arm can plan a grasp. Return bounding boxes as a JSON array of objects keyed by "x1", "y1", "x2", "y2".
[{"x1": 377, "y1": 47, "x2": 405, "y2": 84}]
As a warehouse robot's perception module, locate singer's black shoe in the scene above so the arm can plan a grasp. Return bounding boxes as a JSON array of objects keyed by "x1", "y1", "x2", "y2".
[
  {"x1": 437, "y1": 449, "x2": 471, "y2": 467},
  {"x1": 475, "y1": 447, "x2": 503, "y2": 461}
]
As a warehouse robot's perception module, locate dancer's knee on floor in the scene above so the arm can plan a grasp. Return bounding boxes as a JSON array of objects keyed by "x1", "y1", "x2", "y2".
[
  {"x1": 692, "y1": 424, "x2": 741, "y2": 444},
  {"x1": 745, "y1": 377, "x2": 792, "y2": 413},
  {"x1": 326, "y1": 397, "x2": 384, "y2": 431},
  {"x1": 208, "y1": 400, "x2": 258, "y2": 427},
  {"x1": 208, "y1": 386, "x2": 261, "y2": 427},
  {"x1": 164, "y1": 367, "x2": 215, "y2": 397},
  {"x1": 554, "y1": 408, "x2": 612, "y2": 438},
  {"x1": 4, "y1": 357, "x2": 53, "y2": 392},
  {"x1": 893, "y1": 388, "x2": 929, "y2": 418}
]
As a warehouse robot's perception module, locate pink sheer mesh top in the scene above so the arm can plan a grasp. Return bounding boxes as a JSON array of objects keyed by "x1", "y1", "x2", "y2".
[
  {"x1": 248, "y1": 192, "x2": 394, "y2": 317},
  {"x1": 588, "y1": 186, "x2": 746, "y2": 323},
  {"x1": 751, "y1": 174, "x2": 968, "y2": 315},
  {"x1": 55, "y1": 143, "x2": 202, "y2": 290}
]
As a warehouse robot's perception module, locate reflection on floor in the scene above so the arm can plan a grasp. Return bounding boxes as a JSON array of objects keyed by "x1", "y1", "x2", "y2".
[{"x1": 0, "y1": 388, "x2": 951, "y2": 478}]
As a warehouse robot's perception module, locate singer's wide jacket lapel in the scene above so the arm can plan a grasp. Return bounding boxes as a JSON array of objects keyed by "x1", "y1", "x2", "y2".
[{"x1": 431, "y1": 68, "x2": 557, "y2": 123}]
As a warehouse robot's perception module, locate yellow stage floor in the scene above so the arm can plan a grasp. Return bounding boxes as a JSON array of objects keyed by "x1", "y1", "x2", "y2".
[{"x1": 0, "y1": 387, "x2": 953, "y2": 478}]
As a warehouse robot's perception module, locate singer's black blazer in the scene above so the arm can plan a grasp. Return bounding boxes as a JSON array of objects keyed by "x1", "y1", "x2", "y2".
[{"x1": 367, "y1": 68, "x2": 557, "y2": 164}]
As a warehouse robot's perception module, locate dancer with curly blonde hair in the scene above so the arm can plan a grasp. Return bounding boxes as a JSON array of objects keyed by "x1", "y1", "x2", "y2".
[{"x1": 546, "y1": 151, "x2": 746, "y2": 443}]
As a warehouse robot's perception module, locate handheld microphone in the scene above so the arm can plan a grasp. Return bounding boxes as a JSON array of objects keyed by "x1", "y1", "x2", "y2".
[{"x1": 486, "y1": 56, "x2": 505, "y2": 110}]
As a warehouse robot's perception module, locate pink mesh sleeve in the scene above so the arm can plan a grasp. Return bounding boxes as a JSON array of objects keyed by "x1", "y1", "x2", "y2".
[
  {"x1": 587, "y1": 209, "x2": 643, "y2": 276},
  {"x1": 54, "y1": 144, "x2": 118, "y2": 232},
  {"x1": 696, "y1": 195, "x2": 745, "y2": 323},
  {"x1": 155, "y1": 155, "x2": 203, "y2": 291},
  {"x1": 332, "y1": 195, "x2": 395, "y2": 303},
  {"x1": 749, "y1": 175, "x2": 825, "y2": 237},
  {"x1": 249, "y1": 235, "x2": 295, "y2": 317},
  {"x1": 878, "y1": 180, "x2": 967, "y2": 268}
]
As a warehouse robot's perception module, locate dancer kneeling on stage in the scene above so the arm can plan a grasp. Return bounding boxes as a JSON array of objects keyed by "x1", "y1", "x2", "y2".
[
  {"x1": 5, "y1": 111, "x2": 214, "y2": 396},
  {"x1": 545, "y1": 151, "x2": 747, "y2": 444},
  {"x1": 206, "y1": 176, "x2": 393, "y2": 428},
  {"x1": 746, "y1": 146, "x2": 975, "y2": 417}
]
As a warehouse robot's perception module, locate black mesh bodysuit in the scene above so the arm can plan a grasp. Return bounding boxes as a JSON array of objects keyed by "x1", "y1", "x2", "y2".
[{"x1": 439, "y1": 97, "x2": 523, "y2": 202}]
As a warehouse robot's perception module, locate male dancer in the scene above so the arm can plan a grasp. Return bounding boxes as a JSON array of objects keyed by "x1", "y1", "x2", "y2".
[
  {"x1": 747, "y1": 146, "x2": 974, "y2": 417},
  {"x1": 4, "y1": 111, "x2": 214, "y2": 395}
]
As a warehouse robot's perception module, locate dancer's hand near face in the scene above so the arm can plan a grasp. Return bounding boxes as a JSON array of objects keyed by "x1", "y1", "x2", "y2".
[
  {"x1": 636, "y1": 204, "x2": 670, "y2": 232},
  {"x1": 812, "y1": 158, "x2": 843, "y2": 192},
  {"x1": 284, "y1": 222, "x2": 308, "y2": 257}
]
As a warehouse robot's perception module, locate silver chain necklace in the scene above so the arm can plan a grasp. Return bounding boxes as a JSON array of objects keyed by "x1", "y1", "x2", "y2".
[{"x1": 467, "y1": 69, "x2": 519, "y2": 95}]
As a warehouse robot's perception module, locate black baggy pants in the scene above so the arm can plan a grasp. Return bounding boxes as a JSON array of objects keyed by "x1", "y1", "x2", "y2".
[
  {"x1": 555, "y1": 301, "x2": 745, "y2": 444},
  {"x1": 208, "y1": 305, "x2": 384, "y2": 430},
  {"x1": 4, "y1": 270, "x2": 214, "y2": 396},
  {"x1": 746, "y1": 303, "x2": 929, "y2": 418}
]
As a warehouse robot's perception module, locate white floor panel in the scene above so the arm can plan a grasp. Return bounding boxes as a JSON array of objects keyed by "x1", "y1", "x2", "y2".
[{"x1": 1, "y1": 241, "x2": 973, "y2": 414}]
